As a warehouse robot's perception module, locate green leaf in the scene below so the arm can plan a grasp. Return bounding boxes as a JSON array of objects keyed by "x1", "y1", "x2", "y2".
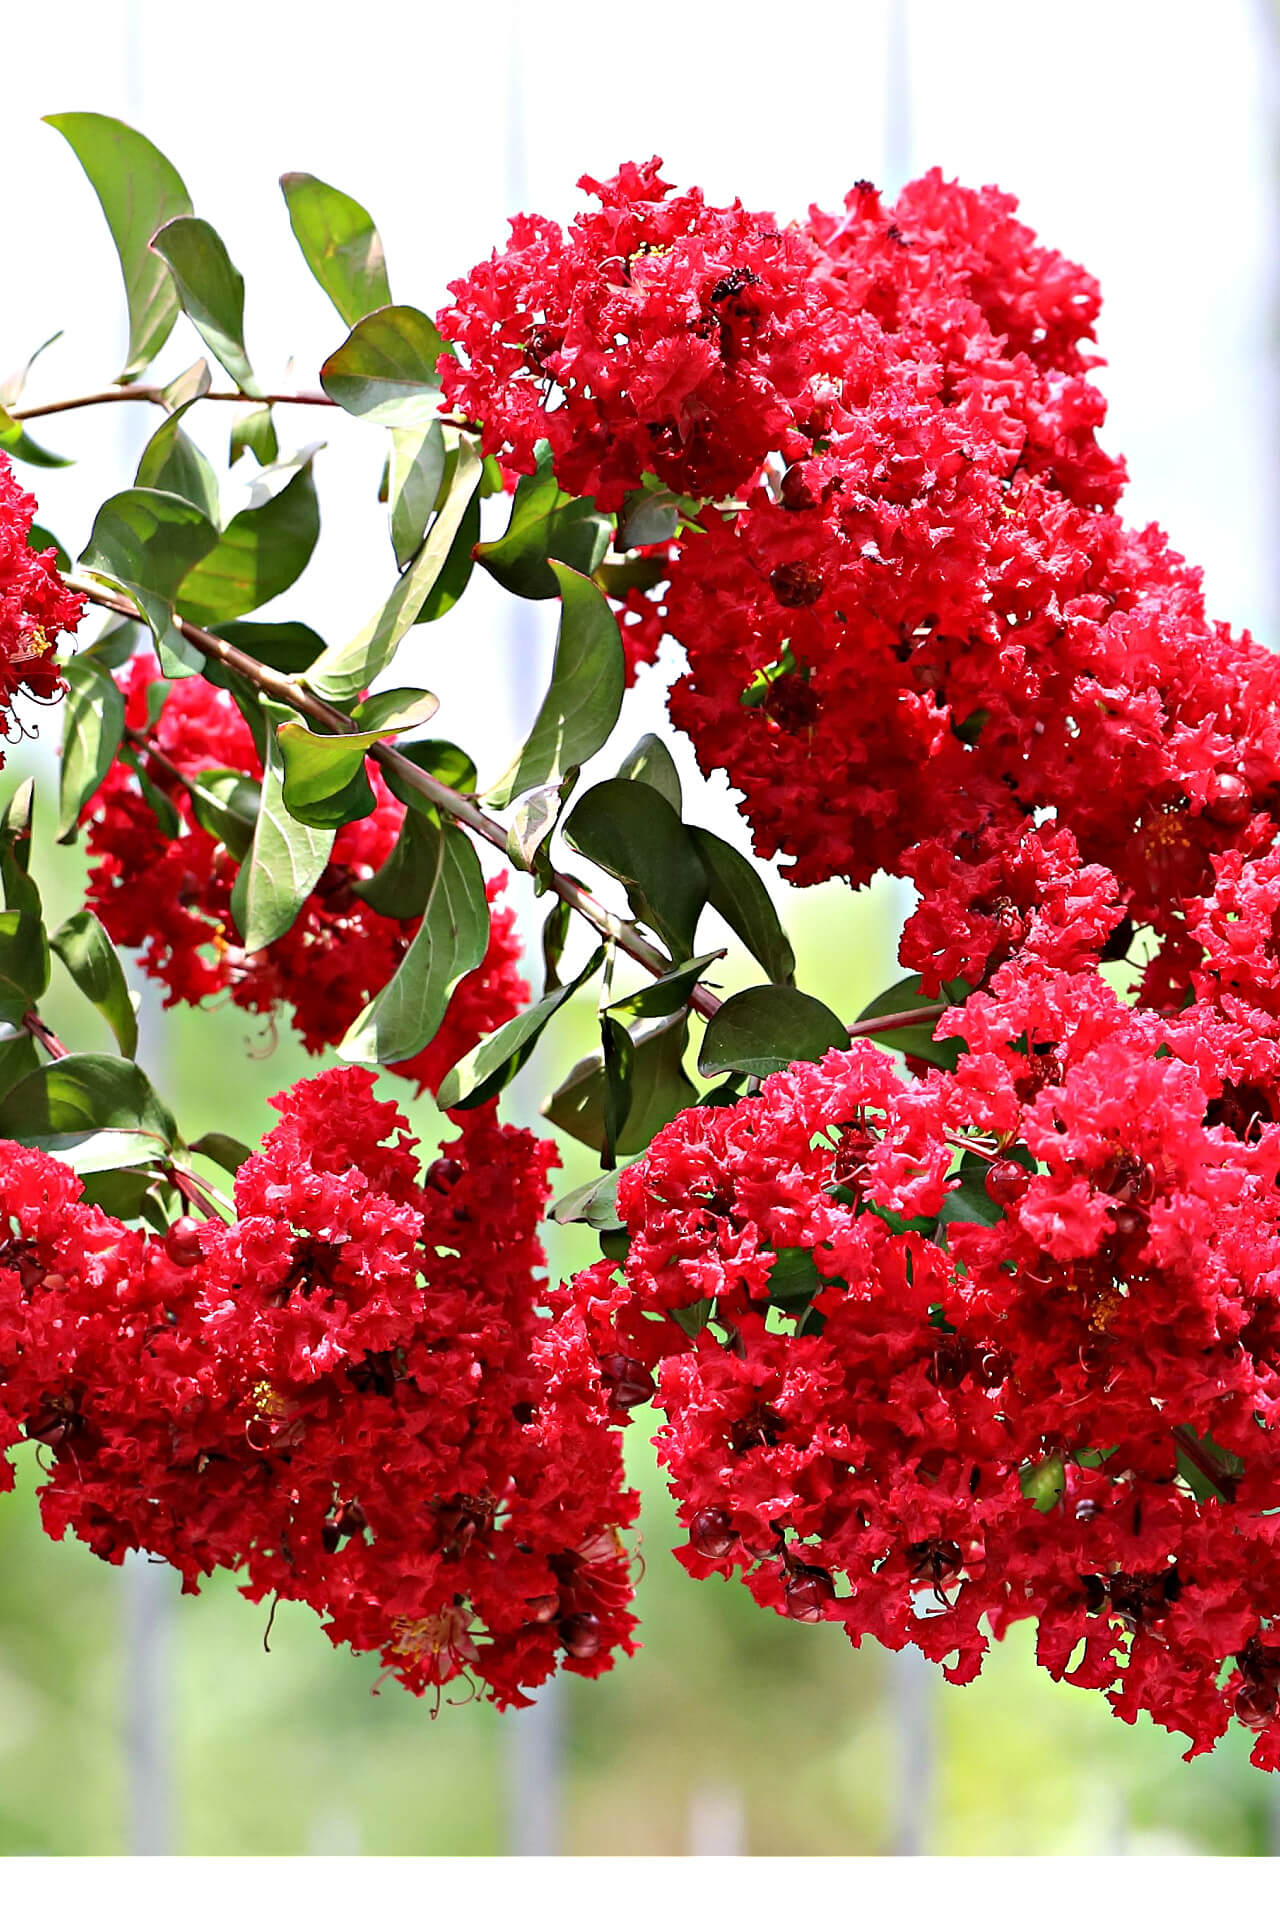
[
  {"x1": 150, "y1": 215, "x2": 261, "y2": 396},
  {"x1": 550, "y1": 1165, "x2": 624, "y2": 1231},
  {"x1": 506, "y1": 777, "x2": 575, "y2": 875},
  {"x1": 415, "y1": 488, "x2": 480, "y2": 623},
  {"x1": 28, "y1": 526, "x2": 71, "y2": 571},
  {"x1": 544, "y1": 1012, "x2": 695, "y2": 1158},
  {"x1": 563, "y1": 779, "x2": 706, "y2": 960},
  {"x1": 280, "y1": 171, "x2": 391, "y2": 329},
  {"x1": 0, "y1": 406, "x2": 72, "y2": 469},
  {"x1": 475, "y1": 445, "x2": 610, "y2": 598},
  {"x1": 127, "y1": 756, "x2": 182, "y2": 839},
  {"x1": 607, "y1": 953, "x2": 721, "y2": 1020},
  {"x1": 58, "y1": 657, "x2": 126, "y2": 842},
  {"x1": 46, "y1": 114, "x2": 193, "y2": 381},
  {"x1": 1020, "y1": 1457, "x2": 1065, "y2": 1515},
  {"x1": 0, "y1": 331, "x2": 63, "y2": 410},
  {"x1": 190, "y1": 1130, "x2": 253, "y2": 1175},
  {"x1": 320, "y1": 305, "x2": 446, "y2": 427},
  {"x1": 50, "y1": 910, "x2": 138, "y2": 1057},
  {"x1": 689, "y1": 826, "x2": 796, "y2": 986},
  {"x1": 616, "y1": 732, "x2": 681, "y2": 813},
  {"x1": 854, "y1": 973, "x2": 968, "y2": 1071},
  {"x1": 135, "y1": 400, "x2": 220, "y2": 520},
  {"x1": 766, "y1": 1245, "x2": 828, "y2": 1306},
  {"x1": 698, "y1": 985, "x2": 849, "y2": 1079},
  {"x1": 77, "y1": 1166, "x2": 172, "y2": 1228},
  {"x1": 379, "y1": 739, "x2": 477, "y2": 815},
  {"x1": 488, "y1": 563, "x2": 626, "y2": 808},
  {"x1": 389, "y1": 424, "x2": 446, "y2": 570},
  {"x1": 541, "y1": 898, "x2": 572, "y2": 992},
  {"x1": 338, "y1": 827, "x2": 489, "y2": 1066},
  {"x1": 210, "y1": 619, "x2": 325, "y2": 677},
  {"x1": 307, "y1": 438, "x2": 482, "y2": 702},
  {"x1": 0, "y1": 1034, "x2": 40, "y2": 1103},
  {"x1": 0, "y1": 913, "x2": 50, "y2": 1024},
  {"x1": 79, "y1": 487, "x2": 218, "y2": 671},
  {"x1": 938, "y1": 1151, "x2": 1005, "y2": 1231},
  {"x1": 229, "y1": 405, "x2": 278, "y2": 468},
  {"x1": 616, "y1": 484, "x2": 681, "y2": 550},
  {"x1": 161, "y1": 358, "x2": 212, "y2": 410},
  {"x1": 0, "y1": 1053, "x2": 178, "y2": 1174},
  {"x1": 353, "y1": 806, "x2": 440, "y2": 919},
  {"x1": 0, "y1": 781, "x2": 40, "y2": 917},
  {"x1": 231, "y1": 700, "x2": 335, "y2": 951},
  {"x1": 189, "y1": 770, "x2": 260, "y2": 859},
  {"x1": 350, "y1": 687, "x2": 440, "y2": 732},
  {"x1": 78, "y1": 616, "x2": 140, "y2": 672},
  {"x1": 175, "y1": 458, "x2": 320, "y2": 625},
  {"x1": 436, "y1": 943, "x2": 606, "y2": 1111},
  {"x1": 277, "y1": 715, "x2": 433, "y2": 826}
]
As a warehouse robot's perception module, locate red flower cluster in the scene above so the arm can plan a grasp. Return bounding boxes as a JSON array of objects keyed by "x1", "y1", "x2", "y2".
[
  {"x1": 568, "y1": 950, "x2": 1280, "y2": 1764},
  {"x1": 443, "y1": 164, "x2": 1280, "y2": 1014},
  {"x1": 0, "y1": 1068, "x2": 637, "y2": 1706},
  {"x1": 82, "y1": 658, "x2": 528, "y2": 1097},
  {"x1": 443, "y1": 160, "x2": 1280, "y2": 1762},
  {"x1": 0, "y1": 454, "x2": 83, "y2": 729}
]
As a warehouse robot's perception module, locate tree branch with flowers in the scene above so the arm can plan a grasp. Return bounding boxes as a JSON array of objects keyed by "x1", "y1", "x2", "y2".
[{"x1": 1, "y1": 110, "x2": 1277, "y2": 1760}]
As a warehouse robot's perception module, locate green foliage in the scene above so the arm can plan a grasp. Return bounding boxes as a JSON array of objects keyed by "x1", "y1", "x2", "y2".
[
  {"x1": 306, "y1": 438, "x2": 481, "y2": 702},
  {"x1": 689, "y1": 826, "x2": 795, "y2": 985},
  {"x1": 0, "y1": 1054, "x2": 178, "y2": 1176},
  {"x1": 487, "y1": 563, "x2": 624, "y2": 806},
  {"x1": 320, "y1": 306, "x2": 446, "y2": 427},
  {"x1": 338, "y1": 826, "x2": 489, "y2": 1065},
  {"x1": 435, "y1": 944, "x2": 606, "y2": 1110},
  {"x1": 150, "y1": 215, "x2": 261, "y2": 396},
  {"x1": 231, "y1": 701, "x2": 335, "y2": 950},
  {"x1": 80, "y1": 486, "x2": 219, "y2": 673},
  {"x1": 176, "y1": 458, "x2": 321, "y2": 625},
  {"x1": 698, "y1": 984, "x2": 849, "y2": 1078},
  {"x1": 0, "y1": 912, "x2": 50, "y2": 1024},
  {"x1": 46, "y1": 113, "x2": 192, "y2": 380},
  {"x1": 135, "y1": 401, "x2": 220, "y2": 519},
  {"x1": 50, "y1": 910, "x2": 138, "y2": 1057},
  {"x1": 57, "y1": 657, "x2": 126, "y2": 843},
  {"x1": 545, "y1": 1012, "x2": 695, "y2": 1161},
  {"x1": 616, "y1": 732, "x2": 682, "y2": 812},
  {"x1": 279, "y1": 171, "x2": 391, "y2": 328},
  {"x1": 563, "y1": 779, "x2": 706, "y2": 960},
  {"x1": 854, "y1": 972, "x2": 970, "y2": 1070},
  {"x1": 474, "y1": 444, "x2": 610, "y2": 598}
]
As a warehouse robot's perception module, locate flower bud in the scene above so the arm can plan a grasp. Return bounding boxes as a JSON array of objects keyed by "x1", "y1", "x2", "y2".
[
  {"x1": 1206, "y1": 772, "x2": 1251, "y2": 828},
  {"x1": 164, "y1": 1217, "x2": 205, "y2": 1268},
  {"x1": 985, "y1": 1158, "x2": 1030, "y2": 1209},
  {"x1": 785, "y1": 1567, "x2": 835, "y2": 1622},
  {"x1": 558, "y1": 1611, "x2": 602, "y2": 1659},
  {"x1": 689, "y1": 1507, "x2": 737, "y2": 1558}
]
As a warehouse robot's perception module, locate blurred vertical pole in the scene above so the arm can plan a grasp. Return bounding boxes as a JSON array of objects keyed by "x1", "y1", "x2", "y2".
[
  {"x1": 882, "y1": 0, "x2": 939, "y2": 1858},
  {"x1": 499, "y1": 0, "x2": 565, "y2": 1859},
  {"x1": 118, "y1": 0, "x2": 177, "y2": 1857}
]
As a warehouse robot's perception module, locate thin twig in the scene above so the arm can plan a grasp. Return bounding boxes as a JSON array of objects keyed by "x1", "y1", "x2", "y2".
[
  {"x1": 22, "y1": 1010, "x2": 68, "y2": 1060},
  {"x1": 67, "y1": 578, "x2": 725, "y2": 1018},
  {"x1": 12, "y1": 386, "x2": 334, "y2": 421}
]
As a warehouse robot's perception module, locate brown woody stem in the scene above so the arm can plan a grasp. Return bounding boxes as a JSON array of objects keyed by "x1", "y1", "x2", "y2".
[
  {"x1": 69, "y1": 579, "x2": 725, "y2": 1018},
  {"x1": 12, "y1": 386, "x2": 334, "y2": 420}
]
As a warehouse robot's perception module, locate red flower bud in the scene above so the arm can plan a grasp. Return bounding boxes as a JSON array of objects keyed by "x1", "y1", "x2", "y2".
[
  {"x1": 1206, "y1": 772, "x2": 1251, "y2": 828},
  {"x1": 558, "y1": 1611, "x2": 602, "y2": 1659},
  {"x1": 985, "y1": 1158, "x2": 1030, "y2": 1208},
  {"x1": 689, "y1": 1507, "x2": 737, "y2": 1557},
  {"x1": 785, "y1": 1568, "x2": 835, "y2": 1622},
  {"x1": 164, "y1": 1217, "x2": 205, "y2": 1268}
]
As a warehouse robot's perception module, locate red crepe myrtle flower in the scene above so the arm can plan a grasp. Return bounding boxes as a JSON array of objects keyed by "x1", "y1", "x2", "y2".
[
  {"x1": 81, "y1": 657, "x2": 528, "y2": 1098},
  {"x1": 0, "y1": 1070, "x2": 638, "y2": 1708},
  {"x1": 0, "y1": 455, "x2": 84, "y2": 727}
]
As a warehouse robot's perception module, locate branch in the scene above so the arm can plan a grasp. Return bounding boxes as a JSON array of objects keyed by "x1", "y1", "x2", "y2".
[
  {"x1": 21, "y1": 1010, "x2": 68, "y2": 1060},
  {"x1": 67, "y1": 578, "x2": 725, "y2": 1018},
  {"x1": 12, "y1": 386, "x2": 334, "y2": 421},
  {"x1": 848, "y1": 1005, "x2": 946, "y2": 1039}
]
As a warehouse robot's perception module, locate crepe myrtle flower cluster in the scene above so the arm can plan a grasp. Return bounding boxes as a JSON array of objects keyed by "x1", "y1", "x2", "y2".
[
  {"x1": 0, "y1": 1068, "x2": 637, "y2": 1706},
  {"x1": 566, "y1": 945, "x2": 1280, "y2": 1766},
  {"x1": 443, "y1": 161, "x2": 1280, "y2": 1013},
  {"x1": 82, "y1": 657, "x2": 527, "y2": 1098},
  {"x1": 444, "y1": 160, "x2": 1280, "y2": 1763},
  {"x1": 0, "y1": 454, "x2": 83, "y2": 733}
]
